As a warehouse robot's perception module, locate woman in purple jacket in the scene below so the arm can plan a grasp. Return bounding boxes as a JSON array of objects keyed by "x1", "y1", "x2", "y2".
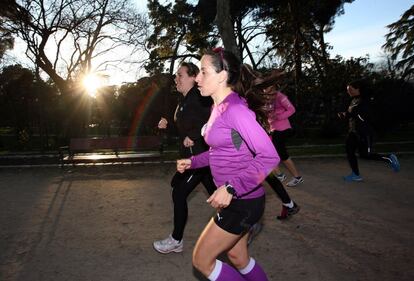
[{"x1": 177, "y1": 48, "x2": 279, "y2": 281}]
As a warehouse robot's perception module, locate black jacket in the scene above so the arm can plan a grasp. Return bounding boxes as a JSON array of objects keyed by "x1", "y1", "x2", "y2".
[
  {"x1": 345, "y1": 96, "x2": 375, "y2": 137},
  {"x1": 175, "y1": 86, "x2": 212, "y2": 158}
]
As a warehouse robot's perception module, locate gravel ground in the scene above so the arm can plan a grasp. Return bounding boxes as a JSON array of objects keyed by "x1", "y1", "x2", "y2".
[{"x1": 1, "y1": 156, "x2": 413, "y2": 281}]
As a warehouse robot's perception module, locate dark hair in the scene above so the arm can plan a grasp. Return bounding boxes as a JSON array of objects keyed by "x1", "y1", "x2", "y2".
[
  {"x1": 236, "y1": 65, "x2": 284, "y2": 131},
  {"x1": 348, "y1": 79, "x2": 372, "y2": 99},
  {"x1": 204, "y1": 48, "x2": 241, "y2": 86},
  {"x1": 180, "y1": 62, "x2": 199, "y2": 77},
  {"x1": 234, "y1": 64, "x2": 261, "y2": 94},
  {"x1": 203, "y1": 48, "x2": 284, "y2": 131}
]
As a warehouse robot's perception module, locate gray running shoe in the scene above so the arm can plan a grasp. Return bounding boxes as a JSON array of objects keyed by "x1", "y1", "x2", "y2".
[
  {"x1": 153, "y1": 235, "x2": 183, "y2": 254},
  {"x1": 276, "y1": 173, "x2": 287, "y2": 182},
  {"x1": 286, "y1": 176, "x2": 304, "y2": 187}
]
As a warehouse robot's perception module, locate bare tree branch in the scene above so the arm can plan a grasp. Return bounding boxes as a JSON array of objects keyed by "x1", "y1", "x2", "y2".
[{"x1": 6, "y1": 0, "x2": 148, "y2": 94}]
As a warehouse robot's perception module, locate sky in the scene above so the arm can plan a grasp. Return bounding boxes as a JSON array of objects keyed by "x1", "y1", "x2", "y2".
[
  {"x1": 325, "y1": 0, "x2": 413, "y2": 61},
  {"x1": 6, "y1": 0, "x2": 413, "y2": 85}
]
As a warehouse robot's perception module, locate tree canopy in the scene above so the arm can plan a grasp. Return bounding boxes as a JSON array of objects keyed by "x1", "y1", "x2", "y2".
[
  {"x1": 145, "y1": 0, "x2": 217, "y2": 75},
  {"x1": 383, "y1": 5, "x2": 414, "y2": 80},
  {"x1": 0, "y1": 0, "x2": 413, "y2": 149}
]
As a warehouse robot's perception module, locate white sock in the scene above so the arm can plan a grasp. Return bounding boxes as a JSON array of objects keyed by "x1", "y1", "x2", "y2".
[
  {"x1": 208, "y1": 260, "x2": 222, "y2": 281},
  {"x1": 283, "y1": 200, "x2": 294, "y2": 208},
  {"x1": 239, "y1": 257, "x2": 255, "y2": 275}
]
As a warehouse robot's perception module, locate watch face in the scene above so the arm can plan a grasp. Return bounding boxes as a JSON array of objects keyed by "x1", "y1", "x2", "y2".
[{"x1": 226, "y1": 185, "x2": 236, "y2": 195}]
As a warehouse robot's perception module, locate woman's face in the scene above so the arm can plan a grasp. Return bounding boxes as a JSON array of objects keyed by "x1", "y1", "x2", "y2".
[
  {"x1": 347, "y1": 85, "x2": 360, "y2": 97},
  {"x1": 175, "y1": 66, "x2": 195, "y2": 95},
  {"x1": 195, "y1": 55, "x2": 223, "y2": 97}
]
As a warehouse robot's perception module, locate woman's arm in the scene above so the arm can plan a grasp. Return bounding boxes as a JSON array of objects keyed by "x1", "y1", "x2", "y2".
[
  {"x1": 274, "y1": 93, "x2": 296, "y2": 120},
  {"x1": 226, "y1": 104, "x2": 279, "y2": 196},
  {"x1": 189, "y1": 150, "x2": 210, "y2": 169}
]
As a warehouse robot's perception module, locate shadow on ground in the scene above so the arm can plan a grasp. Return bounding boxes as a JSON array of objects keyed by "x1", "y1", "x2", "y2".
[{"x1": 1, "y1": 157, "x2": 413, "y2": 281}]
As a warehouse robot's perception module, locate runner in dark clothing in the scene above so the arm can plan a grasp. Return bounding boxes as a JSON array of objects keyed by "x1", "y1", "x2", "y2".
[
  {"x1": 339, "y1": 79, "x2": 400, "y2": 181},
  {"x1": 153, "y1": 62, "x2": 216, "y2": 254}
]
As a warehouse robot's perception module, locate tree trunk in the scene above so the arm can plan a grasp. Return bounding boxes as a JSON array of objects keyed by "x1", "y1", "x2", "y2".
[
  {"x1": 215, "y1": 0, "x2": 240, "y2": 58},
  {"x1": 290, "y1": 0, "x2": 304, "y2": 136}
]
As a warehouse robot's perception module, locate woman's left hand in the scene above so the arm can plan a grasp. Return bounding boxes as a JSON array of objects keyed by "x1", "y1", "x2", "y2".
[
  {"x1": 206, "y1": 186, "x2": 233, "y2": 209},
  {"x1": 177, "y1": 159, "x2": 191, "y2": 173}
]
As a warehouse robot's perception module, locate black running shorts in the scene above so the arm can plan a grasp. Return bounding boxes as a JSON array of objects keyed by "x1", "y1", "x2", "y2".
[{"x1": 214, "y1": 195, "x2": 265, "y2": 235}]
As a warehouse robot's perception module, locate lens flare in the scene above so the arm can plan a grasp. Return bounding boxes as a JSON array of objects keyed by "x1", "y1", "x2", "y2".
[{"x1": 82, "y1": 73, "x2": 102, "y2": 97}]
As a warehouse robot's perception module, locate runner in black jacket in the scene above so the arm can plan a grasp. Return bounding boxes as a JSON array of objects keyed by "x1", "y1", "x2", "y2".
[
  {"x1": 339, "y1": 79, "x2": 400, "y2": 181},
  {"x1": 153, "y1": 62, "x2": 216, "y2": 254}
]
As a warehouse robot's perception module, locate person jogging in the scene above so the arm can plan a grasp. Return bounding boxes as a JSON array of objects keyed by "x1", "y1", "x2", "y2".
[
  {"x1": 237, "y1": 65, "x2": 300, "y2": 221},
  {"x1": 265, "y1": 83, "x2": 304, "y2": 187},
  {"x1": 153, "y1": 62, "x2": 216, "y2": 254},
  {"x1": 338, "y1": 79, "x2": 400, "y2": 181},
  {"x1": 177, "y1": 48, "x2": 279, "y2": 281}
]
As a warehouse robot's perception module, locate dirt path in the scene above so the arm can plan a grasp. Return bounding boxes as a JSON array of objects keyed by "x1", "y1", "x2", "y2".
[{"x1": 1, "y1": 156, "x2": 413, "y2": 281}]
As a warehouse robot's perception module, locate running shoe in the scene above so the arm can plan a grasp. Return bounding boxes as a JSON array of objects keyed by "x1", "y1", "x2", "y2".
[
  {"x1": 153, "y1": 234, "x2": 183, "y2": 254},
  {"x1": 286, "y1": 176, "x2": 304, "y2": 187},
  {"x1": 389, "y1": 154, "x2": 400, "y2": 172},
  {"x1": 277, "y1": 202, "x2": 301, "y2": 220},
  {"x1": 247, "y1": 223, "x2": 263, "y2": 245},
  {"x1": 276, "y1": 173, "x2": 287, "y2": 182},
  {"x1": 343, "y1": 172, "x2": 363, "y2": 182}
]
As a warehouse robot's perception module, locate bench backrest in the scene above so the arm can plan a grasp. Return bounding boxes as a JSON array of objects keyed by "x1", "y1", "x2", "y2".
[{"x1": 69, "y1": 136, "x2": 162, "y2": 152}]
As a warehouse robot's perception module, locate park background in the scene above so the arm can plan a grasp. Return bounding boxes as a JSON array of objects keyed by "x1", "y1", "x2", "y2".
[
  {"x1": 0, "y1": 0, "x2": 413, "y2": 158},
  {"x1": 1, "y1": 2, "x2": 414, "y2": 281}
]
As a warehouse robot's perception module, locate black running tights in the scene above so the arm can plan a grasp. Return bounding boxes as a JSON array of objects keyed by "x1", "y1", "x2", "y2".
[
  {"x1": 266, "y1": 173, "x2": 291, "y2": 204},
  {"x1": 346, "y1": 132, "x2": 390, "y2": 175},
  {"x1": 171, "y1": 167, "x2": 216, "y2": 241}
]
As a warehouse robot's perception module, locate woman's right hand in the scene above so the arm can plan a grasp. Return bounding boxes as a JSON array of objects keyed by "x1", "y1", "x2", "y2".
[
  {"x1": 206, "y1": 186, "x2": 233, "y2": 209},
  {"x1": 177, "y1": 159, "x2": 191, "y2": 173},
  {"x1": 158, "y1": 117, "x2": 168, "y2": 129}
]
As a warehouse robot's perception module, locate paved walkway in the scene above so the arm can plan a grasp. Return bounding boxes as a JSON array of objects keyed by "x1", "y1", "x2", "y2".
[{"x1": 1, "y1": 156, "x2": 413, "y2": 281}]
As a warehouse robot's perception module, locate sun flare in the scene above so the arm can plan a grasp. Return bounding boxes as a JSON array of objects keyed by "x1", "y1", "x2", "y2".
[{"x1": 82, "y1": 73, "x2": 102, "y2": 97}]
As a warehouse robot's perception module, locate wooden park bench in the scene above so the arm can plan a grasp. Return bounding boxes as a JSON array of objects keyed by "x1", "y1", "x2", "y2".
[{"x1": 59, "y1": 136, "x2": 163, "y2": 167}]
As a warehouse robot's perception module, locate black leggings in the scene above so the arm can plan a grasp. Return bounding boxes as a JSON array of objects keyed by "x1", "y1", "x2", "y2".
[
  {"x1": 266, "y1": 173, "x2": 291, "y2": 204},
  {"x1": 346, "y1": 132, "x2": 391, "y2": 175},
  {"x1": 271, "y1": 129, "x2": 294, "y2": 161},
  {"x1": 269, "y1": 130, "x2": 293, "y2": 204},
  {"x1": 171, "y1": 167, "x2": 216, "y2": 241}
]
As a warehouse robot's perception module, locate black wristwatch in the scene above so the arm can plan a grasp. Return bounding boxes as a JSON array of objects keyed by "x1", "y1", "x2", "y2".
[{"x1": 225, "y1": 182, "x2": 236, "y2": 196}]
